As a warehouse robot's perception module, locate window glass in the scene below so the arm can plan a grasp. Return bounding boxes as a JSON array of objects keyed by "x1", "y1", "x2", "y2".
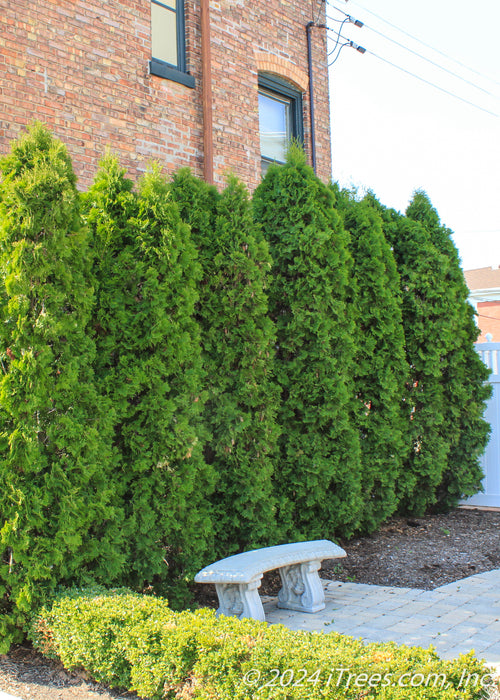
[
  {"x1": 151, "y1": 1, "x2": 178, "y2": 67},
  {"x1": 258, "y1": 90, "x2": 292, "y2": 164}
]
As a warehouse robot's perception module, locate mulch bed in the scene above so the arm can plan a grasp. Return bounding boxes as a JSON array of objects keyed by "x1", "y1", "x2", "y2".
[
  {"x1": 1, "y1": 507, "x2": 499, "y2": 699},
  {"x1": 194, "y1": 507, "x2": 500, "y2": 606}
]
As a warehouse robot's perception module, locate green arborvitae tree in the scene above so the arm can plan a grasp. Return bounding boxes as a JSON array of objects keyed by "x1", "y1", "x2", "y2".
[
  {"x1": 367, "y1": 194, "x2": 456, "y2": 514},
  {"x1": 0, "y1": 124, "x2": 121, "y2": 650},
  {"x1": 406, "y1": 191, "x2": 491, "y2": 509},
  {"x1": 84, "y1": 158, "x2": 214, "y2": 606},
  {"x1": 253, "y1": 147, "x2": 362, "y2": 539},
  {"x1": 335, "y1": 187, "x2": 409, "y2": 532},
  {"x1": 170, "y1": 170, "x2": 280, "y2": 556},
  {"x1": 169, "y1": 168, "x2": 220, "y2": 275}
]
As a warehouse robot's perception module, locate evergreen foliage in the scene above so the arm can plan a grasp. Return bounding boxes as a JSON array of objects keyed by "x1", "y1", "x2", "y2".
[
  {"x1": 1, "y1": 124, "x2": 491, "y2": 650},
  {"x1": 336, "y1": 187, "x2": 409, "y2": 532},
  {"x1": 406, "y1": 191, "x2": 491, "y2": 508},
  {"x1": 0, "y1": 124, "x2": 120, "y2": 650},
  {"x1": 32, "y1": 587, "x2": 491, "y2": 700},
  {"x1": 170, "y1": 170, "x2": 280, "y2": 555},
  {"x1": 253, "y1": 147, "x2": 362, "y2": 539},
  {"x1": 84, "y1": 158, "x2": 214, "y2": 605},
  {"x1": 366, "y1": 197, "x2": 451, "y2": 513},
  {"x1": 366, "y1": 191, "x2": 490, "y2": 514}
]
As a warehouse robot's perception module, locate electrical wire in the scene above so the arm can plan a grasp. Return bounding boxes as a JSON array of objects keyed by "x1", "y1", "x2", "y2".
[
  {"x1": 365, "y1": 47, "x2": 500, "y2": 119},
  {"x1": 342, "y1": 0, "x2": 500, "y2": 89},
  {"x1": 327, "y1": 6, "x2": 500, "y2": 101},
  {"x1": 327, "y1": 28, "x2": 500, "y2": 119},
  {"x1": 329, "y1": 40, "x2": 352, "y2": 66},
  {"x1": 314, "y1": 0, "x2": 326, "y2": 25},
  {"x1": 328, "y1": 17, "x2": 350, "y2": 56},
  {"x1": 328, "y1": 15, "x2": 348, "y2": 23},
  {"x1": 459, "y1": 229, "x2": 500, "y2": 235}
]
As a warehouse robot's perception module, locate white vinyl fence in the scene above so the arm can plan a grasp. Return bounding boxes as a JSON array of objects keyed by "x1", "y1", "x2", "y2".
[{"x1": 462, "y1": 342, "x2": 500, "y2": 507}]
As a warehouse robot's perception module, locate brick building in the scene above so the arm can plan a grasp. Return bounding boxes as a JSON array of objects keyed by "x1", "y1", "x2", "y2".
[
  {"x1": 465, "y1": 267, "x2": 500, "y2": 343},
  {"x1": 0, "y1": 0, "x2": 332, "y2": 190}
]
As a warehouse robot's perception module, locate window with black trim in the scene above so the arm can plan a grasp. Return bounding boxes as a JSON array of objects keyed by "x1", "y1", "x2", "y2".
[
  {"x1": 149, "y1": 0, "x2": 194, "y2": 88},
  {"x1": 258, "y1": 74, "x2": 303, "y2": 173}
]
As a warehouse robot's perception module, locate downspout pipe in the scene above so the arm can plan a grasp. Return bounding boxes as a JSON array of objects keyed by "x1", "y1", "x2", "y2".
[
  {"x1": 306, "y1": 21, "x2": 317, "y2": 174},
  {"x1": 201, "y1": 0, "x2": 214, "y2": 184}
]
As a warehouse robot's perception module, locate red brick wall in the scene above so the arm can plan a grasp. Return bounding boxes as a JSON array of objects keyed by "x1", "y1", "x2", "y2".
[{"x1": 0, "y1": 0, "x2": 332, "y2": 190}]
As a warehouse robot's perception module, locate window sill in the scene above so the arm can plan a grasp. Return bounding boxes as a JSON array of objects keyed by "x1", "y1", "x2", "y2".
[{"x1": 149, "y1": 59, "x2": 195, "y2": 88}]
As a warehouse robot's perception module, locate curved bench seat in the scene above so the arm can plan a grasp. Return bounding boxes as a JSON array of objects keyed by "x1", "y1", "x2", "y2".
[{"x1": 195, "y1": 539, "x2": 346, "y2": 622}]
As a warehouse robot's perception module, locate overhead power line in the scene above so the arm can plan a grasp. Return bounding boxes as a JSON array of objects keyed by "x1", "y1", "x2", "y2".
[
  {"x1": 328, "y1": 38, "x2": 366, "y2": 66},
  {"x1": 327, "y1": 17, "x2": 352, "y2": 58},
  {"x1": 460, "y1": 229, "x2": 500, "y2": 235},
  {"x1": 314, "y1": 0, "x2": 326, "y2": 25},
  {"x1": 327, "y1": 6, "x2": 500, "y2": 102},
  {"x1": 342, "y1": 0, "x2": 500, "y2": 89},
  {"x1": 326, "y1": 24, "x2": 500, "y2": 119},
  {"x1": 364, "y1": 46, "x2": 500, "y2": 119}
]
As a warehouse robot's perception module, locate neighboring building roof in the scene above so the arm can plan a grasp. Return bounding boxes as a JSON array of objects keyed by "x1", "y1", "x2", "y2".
[
  {"x1": 464, "y1": 267, "x2": 500, "y2": 343},
  {"x1": 464, "y1": 266, "x2": 500, "y2": 291}
]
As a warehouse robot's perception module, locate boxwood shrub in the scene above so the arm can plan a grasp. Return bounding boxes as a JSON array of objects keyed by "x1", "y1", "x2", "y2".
[{"x1": 31, "y1": 587, "x2": 495, "y2": 700}]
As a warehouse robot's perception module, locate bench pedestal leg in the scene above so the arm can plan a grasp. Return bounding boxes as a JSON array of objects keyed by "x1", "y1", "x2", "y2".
[
  {"x1": 277, "y1": 560, "x2": 325, "y2": 613},
  {"x1": 215, "y1": 578, "x2": 265, "y2": 621}
]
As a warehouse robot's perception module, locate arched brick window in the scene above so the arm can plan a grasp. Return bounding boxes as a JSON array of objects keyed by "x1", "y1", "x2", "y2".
[{"x1": 258, "y1": 73, "x2": 304, "y2": 173}]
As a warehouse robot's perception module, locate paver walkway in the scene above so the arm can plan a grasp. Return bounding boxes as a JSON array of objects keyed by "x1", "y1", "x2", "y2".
[
  {"x1": 2, "y1": 572, "x2": 499, "y2": 700},
  {"x1": 263, "y1": 569, "x2": 500, "y2": 671}
]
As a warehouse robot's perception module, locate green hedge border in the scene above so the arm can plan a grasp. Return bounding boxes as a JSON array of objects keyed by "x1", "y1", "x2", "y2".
[{"x1": 31, "y1": 587, "x2": 495, "y2": 700}]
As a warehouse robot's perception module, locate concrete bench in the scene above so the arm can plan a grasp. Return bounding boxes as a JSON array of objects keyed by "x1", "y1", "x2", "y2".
[{"x1": 194, "y1": 539, "x2": 346, "y2": 622}]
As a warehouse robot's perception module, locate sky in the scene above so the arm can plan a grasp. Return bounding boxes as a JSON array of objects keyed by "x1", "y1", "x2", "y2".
[{"x1": 326, "y1": 0, "x2": 500, "y2": 272}]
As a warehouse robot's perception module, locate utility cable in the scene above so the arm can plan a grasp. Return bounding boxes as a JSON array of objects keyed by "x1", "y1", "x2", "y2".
[
  {"x1": 327, "y1": 7, "x2": 500, "y2": 101},
  {"x1": 365, "y1": 47, "x2": 500, "y2": 119},
  {"x1": 328, "y1": 40, "x2": 353, "y2": 66},
  {"x1": 327, "y1": 28, "x2": 500, "y2": 119},
  {"x1": 342, "y1": 0, "x2": 500, "y2": 89},
  {"x1": 314, "y1": 0, "x2": 326, "y2": 25},
  {"x1": 328, "y1": 17, "x2": 350, "y2": 56}
]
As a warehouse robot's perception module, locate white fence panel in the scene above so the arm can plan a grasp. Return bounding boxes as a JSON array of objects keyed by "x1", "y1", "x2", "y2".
[{"x1": 462, "y1": 342, "x2": 500, "y2": 507}]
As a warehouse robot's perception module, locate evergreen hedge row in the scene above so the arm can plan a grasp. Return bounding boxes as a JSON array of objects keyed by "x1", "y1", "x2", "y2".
[
  {"x1": 0, "y1": 125, "x2": 491, "y2": 648},
  {"x1": 83, "y1": 157, "x2": 214, "y2": 606},
  {"x1": 170, "y1": 170, "x2": 280, "y2": 556},
  {"x1": 0, "y1": 125, "x2": 120, "y2": 648},
  {"x1": 405, "y1": 192, "x2": 491, "y2": 510},
  {"x1": 335, "y1": 186, "x2": 409, "y2": 532},
  {"x1": 366, "y1": 193, "x2": 490, "y2": 514},
  {"x1": 253, "y1": 147, "x2": 363, "y2": 540}
]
